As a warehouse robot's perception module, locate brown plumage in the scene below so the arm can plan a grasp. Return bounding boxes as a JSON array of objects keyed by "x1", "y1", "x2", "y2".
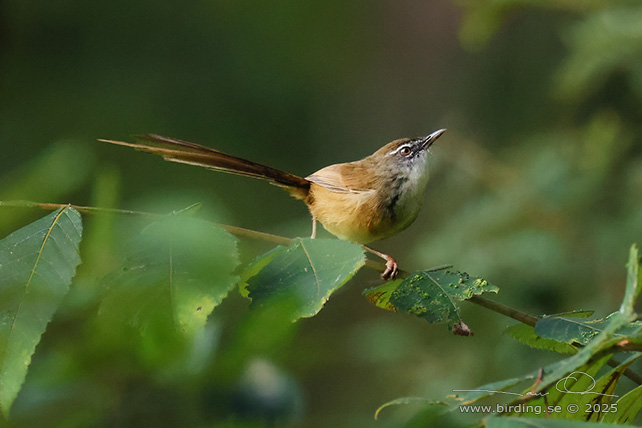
[
  {"x1": 100, "y1": 130, "x2": 446, "y2": 279},
  {"x1": 101, "y1": 134, "x2": 310, "y2": 198}
]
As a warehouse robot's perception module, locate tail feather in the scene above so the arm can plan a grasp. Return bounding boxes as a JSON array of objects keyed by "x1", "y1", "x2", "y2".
[{"x1": 99, "y1": 134, "x2": 311, "y2": 192}]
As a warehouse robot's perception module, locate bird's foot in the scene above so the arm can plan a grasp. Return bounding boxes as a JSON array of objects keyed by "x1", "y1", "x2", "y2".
[
  {"x1": 381, "y1": 256, "x2": 398, "y2": 280},
  {"x1": 362, "y1": 245, "x2": 398, "y2": 280}
]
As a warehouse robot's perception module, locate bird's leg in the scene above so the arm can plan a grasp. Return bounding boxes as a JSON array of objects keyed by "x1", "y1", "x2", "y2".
[
  {"x1": 310, "y1": 217, "x2": 317, "y2": 239},
  {"x1": 363, "y1": 246, "x2": 398, "y2": 280}
]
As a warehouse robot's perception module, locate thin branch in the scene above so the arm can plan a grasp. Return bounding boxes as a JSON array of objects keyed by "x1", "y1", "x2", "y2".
[
  {"x1": 220, "y1": 223, "x2": 292, "y2": 246},
  {"x1": 4, "y1": 200, "x2": 641, "y2": 384},
  {"x1": 0, "y1": 200, "x2": 596, "y2": 329},
  {"x1": 468, "y1": 295, "x2": 539, "y2": 327},
  {"x1": 0, "y1": 200, "x2": 164, "y2": 217}
]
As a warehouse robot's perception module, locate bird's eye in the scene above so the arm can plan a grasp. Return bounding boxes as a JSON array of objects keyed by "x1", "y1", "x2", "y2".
[{"x1": 399, "y1": 146, "x2": 412, "y2": 157}]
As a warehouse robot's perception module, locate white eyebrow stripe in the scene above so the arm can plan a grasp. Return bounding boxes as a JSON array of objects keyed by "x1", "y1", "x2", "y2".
[{"x1": 388, "y1": 143, "x2": 413, "y2": 156}]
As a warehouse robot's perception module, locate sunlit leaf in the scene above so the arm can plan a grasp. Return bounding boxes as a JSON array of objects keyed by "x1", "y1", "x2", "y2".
[
  {"x1": 238, "y1": 245, "x2": 283, "y2": 299},
  {"x1": 364, "y1": 270, "x2": 498, "y2": 333},
  {"x1": 66, "y1": 168, "x2": 122, "y2": 311},
  {"x1": 243, "y1": 238, "x2": 365, "y2": 320},
  {"x1": 0, "y1": 207, "x2": 82, "y2": 417},
  {"x1": 99, "y1": 214, "x2": 239, "y2": 365}
]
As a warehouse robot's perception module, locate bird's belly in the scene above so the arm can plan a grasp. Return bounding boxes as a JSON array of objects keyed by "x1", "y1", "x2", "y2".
[{"x1": 306, "y1": 184, "x2": 421, "y2": 244}]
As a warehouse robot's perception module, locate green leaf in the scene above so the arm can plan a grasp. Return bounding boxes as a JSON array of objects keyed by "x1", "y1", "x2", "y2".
[
  {"x1": 621, "y1": 243, "x2": 641, "y2": 316},
  {"x1": 504, "y1": 323, "x2": 577, "y2": 354},
  {"x1": 534, "y1": 313, "x2": 642, "y2": 347},
  {"x1": 364, "y1": 270, "x2": 498, "y2": 333},
  {"x1": 242, "y1": 238, "x2": 365, "y2": 320},
  {"x1": 448, "y1": 353, "x2": 616, "y2": 417},
  {"x1": 582, "y1": 355, "x2": 641, "y2": 422},
  {"x1": 548, "y1": 354, "x2": 621, "y2": 421},
  {"x1": 502, "y1": 354, "x2": 613, "y2": 419},
  {"x1": 66, "y1": 168, "x2": 121, "y2": 310},
  {"x1": 603, "y1": 382, "x2": 642, "y2": 424},
  {"x1": 486, "y1": 416, "x2": 632, "y2": 428},
  {"x1": 99, "y1": 215, "x2": 239, "y2": 365},
  {"x1": 505, "y1": 309, "x2": 596, "y2": 355},
  {"x1": 532, "y1": 311, "x2": 635, "y2": 398},
  {"x1": 239, "y1": 245, "x2": 283, "y2": 299},
  {"x1": 0, "y1": 207, "x2": 83, "y2": 417},
  {"x1": 447, "y1": 349, "x2": 630, "y2": 419}
]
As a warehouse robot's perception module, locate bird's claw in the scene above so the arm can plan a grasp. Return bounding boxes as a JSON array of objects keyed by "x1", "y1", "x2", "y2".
[{"x1": 380, "y1": 258, "x2": 398, "y2": 280}]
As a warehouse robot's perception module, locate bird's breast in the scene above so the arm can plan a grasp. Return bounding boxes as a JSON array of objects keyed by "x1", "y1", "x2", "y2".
[{"x1": 305, "y1": 168, "x2": 429, "y2": 244}]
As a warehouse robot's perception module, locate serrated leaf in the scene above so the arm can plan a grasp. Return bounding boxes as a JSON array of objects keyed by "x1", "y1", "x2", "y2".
[
  {"x1": 527, "y1": 246, "x2": 642, "y2": 396},
  {"x1": 581, "y1": 355, "x2": 641, "y2": 422},
  {"x1": 531, "y1": 311, "x2": 634, "y2": 398},
  {"x1": 362, "y1": 278, "x2": 401, "y2": 312},
  {"x1": 364, "y1": 270, "x2": 498, "y2": 332},
  {"x1": 449, "y1": 354, "x2": 613, "y2": 415},
  {"x1": 603, "y1": 382, "x2": 642, "y2": 424},
  {"x1": 504, "y1": 354, "x2": 612, "y2": 419},
  {"x1": 238, "y1": 245, "x2": 283, "y2": 299},
  {"x1": 535, "y1": 313, "x2": 642, "y2": 347},
  {"x1": 486, "y1": 416, "x2": 632, "y2": 428},
  {"x1": 449, "y1": 318, "x2": 640, "y2": 421},
  {"x1": 243, "y1": 238, "x2": 365, "y2": 320},
  {"x1": 0, "y1": 207, "x2": 82, "y2": 417},
  {"x1": 621, "y1": 243, "x2": 641, "y2": 316},
  {"x1": 504, "y1": 323, "x2": 577, "y2": 354},
  {"x1": 504, "y1": 306, "x2": 593, "y2": 355},
  {"x1": 100, "y1": 215, "x2": 239, "y2": 343},
  {"x1": 546, "y1": 354, "x2": 616, "y2": 421}
]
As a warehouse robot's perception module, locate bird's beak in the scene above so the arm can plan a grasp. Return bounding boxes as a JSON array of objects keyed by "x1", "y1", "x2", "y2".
[{"x1": 420, "y1": 128, "x2": 446, "y2": 150}]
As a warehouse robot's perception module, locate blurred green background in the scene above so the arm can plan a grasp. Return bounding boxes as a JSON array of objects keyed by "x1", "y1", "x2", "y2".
[{"x1": 2, "y1": 0, "x2": 642, "y2": 427}]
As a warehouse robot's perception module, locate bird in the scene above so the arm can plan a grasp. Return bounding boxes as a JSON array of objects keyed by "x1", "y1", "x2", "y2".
[{"x1": 100, "y1": 129, "x2": 445, "y2": 279}]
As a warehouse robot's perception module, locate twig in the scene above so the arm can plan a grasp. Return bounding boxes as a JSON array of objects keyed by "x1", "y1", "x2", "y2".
[
  {"x1": 468, "y1": 295, "x2": 539, "y2": 327},
  {"x1": 4, "y1": 200, "x2": 641, "y2": 384}
]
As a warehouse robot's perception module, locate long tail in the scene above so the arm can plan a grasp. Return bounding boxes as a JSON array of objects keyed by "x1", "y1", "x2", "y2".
[{"x1": 99, "y1": 134, "x2": 311, "y2": 196}]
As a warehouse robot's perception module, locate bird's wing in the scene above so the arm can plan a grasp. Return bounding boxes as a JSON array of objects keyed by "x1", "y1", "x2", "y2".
[{"x1": 305, "y1": 162, "x2": 375, "y2": 194}]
